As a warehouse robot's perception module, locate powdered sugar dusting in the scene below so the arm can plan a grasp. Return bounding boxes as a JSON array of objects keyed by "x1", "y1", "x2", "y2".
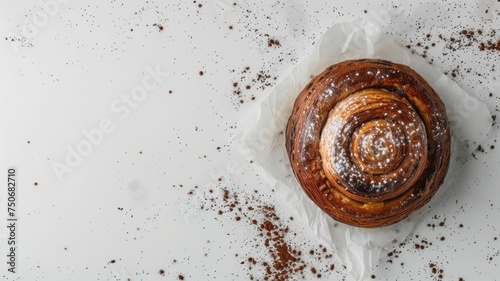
[{"x1": 319, "y1": 89, "x2": 428, "y2": 200}]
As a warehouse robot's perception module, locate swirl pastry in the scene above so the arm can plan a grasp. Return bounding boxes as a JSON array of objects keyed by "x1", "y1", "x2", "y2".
[{"x1": 286, "y1": 59, "x2": 450, "y2": 228}]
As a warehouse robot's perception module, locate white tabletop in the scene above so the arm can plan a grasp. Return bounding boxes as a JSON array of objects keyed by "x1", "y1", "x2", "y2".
[{"x1": 1, "y1": 1, "x2": 499, "y2": 280}]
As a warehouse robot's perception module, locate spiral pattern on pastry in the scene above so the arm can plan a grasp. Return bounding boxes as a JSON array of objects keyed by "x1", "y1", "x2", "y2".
[{"x1": 286, "y1": 59, "x2": 450, "y2": 228}]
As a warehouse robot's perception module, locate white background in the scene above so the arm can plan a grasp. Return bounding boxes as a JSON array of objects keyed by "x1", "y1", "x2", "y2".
[{"x1": 1, "y1": 0, "x2": 499, "y2": 280}]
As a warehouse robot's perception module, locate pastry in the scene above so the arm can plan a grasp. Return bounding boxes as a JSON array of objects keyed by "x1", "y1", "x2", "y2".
[{"x1": 286, "y1": 59, "x2": 450, "y2": 228}]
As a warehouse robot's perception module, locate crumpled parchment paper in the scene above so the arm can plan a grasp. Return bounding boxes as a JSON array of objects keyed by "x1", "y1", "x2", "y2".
[{"x1": 237, "y1": 18, "x2": 491, "y2": 281}]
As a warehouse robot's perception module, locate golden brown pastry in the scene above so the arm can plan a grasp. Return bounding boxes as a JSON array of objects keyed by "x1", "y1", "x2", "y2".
[{"x1": 286, "y1": 59, "x2": 450, "y2": 228}]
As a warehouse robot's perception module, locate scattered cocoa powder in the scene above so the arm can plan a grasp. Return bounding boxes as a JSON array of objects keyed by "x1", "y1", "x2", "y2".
[
  {"x1": 438, "y1": 28, "x2": 500, "y2": 52},
  {"x1": 267, "y1": 38, "x2": 281, "y2": 47},
  {"x1": 487, "y1": 251, "x2": 500, "y2": 262},
  {"x1": 152, "y1": 23, "x2": 164, "y2": 31},
  {"x1": 429, "y1": 262, "x2": 444, "y2": 279},
  {"x1": 229, "y1": 66, "x2": 277, "y2": 107},
  {"x1": 195, "y1": 186, "x2": 339, "y2": 280}
]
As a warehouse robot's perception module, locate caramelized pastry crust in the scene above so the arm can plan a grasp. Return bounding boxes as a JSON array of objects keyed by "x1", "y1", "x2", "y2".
[{"x1": 286, "y1": 59, "x2": 450, "y2": 228}]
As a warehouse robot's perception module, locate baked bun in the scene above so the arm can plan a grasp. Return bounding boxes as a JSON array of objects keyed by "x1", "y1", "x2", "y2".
[{"x1": 286, "y1": 59, "x2": 450, "y2": 228}]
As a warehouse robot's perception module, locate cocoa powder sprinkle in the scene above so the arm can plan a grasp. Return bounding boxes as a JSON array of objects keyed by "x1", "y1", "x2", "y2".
[{"x1": 196, "y1": 187, "x2": 338, "y2": 280}]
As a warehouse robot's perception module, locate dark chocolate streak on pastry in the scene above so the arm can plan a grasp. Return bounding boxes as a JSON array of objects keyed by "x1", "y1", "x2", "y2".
[{"x1": 286, "y1": 59, "x2": 450, "y2": 228}]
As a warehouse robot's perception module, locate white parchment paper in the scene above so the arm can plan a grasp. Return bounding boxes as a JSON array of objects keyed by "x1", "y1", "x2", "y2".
[{"x1": 237, "y1": 18, "x2": 491, "y2": 281}]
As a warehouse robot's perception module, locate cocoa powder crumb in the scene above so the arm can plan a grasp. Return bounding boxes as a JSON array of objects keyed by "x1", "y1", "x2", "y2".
[
  {"x1": 153, "y1": 23, "x2": 164, "y2": 31},
  {"x1": 267, "y1": 38, "x2": 281, "y2": 47}
]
